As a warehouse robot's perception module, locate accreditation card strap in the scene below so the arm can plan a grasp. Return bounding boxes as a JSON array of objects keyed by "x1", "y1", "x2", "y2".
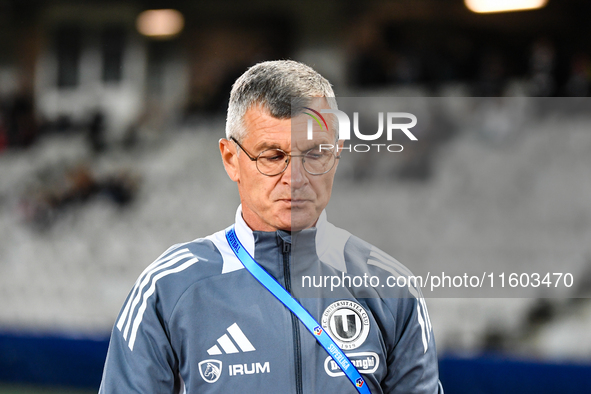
[{"x1": 225, "y1": 226, "x2": 371, "y2": 394}]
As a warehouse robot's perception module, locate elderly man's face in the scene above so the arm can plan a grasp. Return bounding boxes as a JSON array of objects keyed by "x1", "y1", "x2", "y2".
[{"x1": 220, "y1": 102, "x2": 338, "y2": 232}]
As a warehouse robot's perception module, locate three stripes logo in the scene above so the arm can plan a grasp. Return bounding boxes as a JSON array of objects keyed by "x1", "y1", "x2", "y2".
[{"x1": 207, "y1": 323, "x2": 256, "y2": 355}]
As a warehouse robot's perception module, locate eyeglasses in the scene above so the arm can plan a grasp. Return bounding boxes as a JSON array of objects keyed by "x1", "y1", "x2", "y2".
[{"x1": 231, "y1": 137, "x2": 339, "y2": 176}]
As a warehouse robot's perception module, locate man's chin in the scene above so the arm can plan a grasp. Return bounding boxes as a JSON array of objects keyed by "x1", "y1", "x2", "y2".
[
  {"x1": 270, "y1": 209, "x2": 317, "y2": 232},
  {"x1": 289, "y1": 210, "x2": 319, "y2": 232}
]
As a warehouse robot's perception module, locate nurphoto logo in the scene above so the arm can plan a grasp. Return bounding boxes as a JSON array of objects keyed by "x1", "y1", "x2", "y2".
[{"x1": 305, "y1": 108, "x2": 418, "y2": 153}]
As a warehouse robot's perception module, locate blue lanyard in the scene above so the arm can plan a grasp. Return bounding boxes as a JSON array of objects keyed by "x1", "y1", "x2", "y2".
[{"x1": 226, "y1": 226, "x2": 371, "y2": 394}]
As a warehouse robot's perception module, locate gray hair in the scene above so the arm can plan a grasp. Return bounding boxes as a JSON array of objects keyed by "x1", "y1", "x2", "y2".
[{"x1": 225, "y1": 60, "x2": 337, "y2": 141}]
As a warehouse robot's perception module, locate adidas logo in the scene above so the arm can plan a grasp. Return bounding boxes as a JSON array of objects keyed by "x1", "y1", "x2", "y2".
[{"x1": 207, "y1": 323, "x2": 255, "y2": 355}]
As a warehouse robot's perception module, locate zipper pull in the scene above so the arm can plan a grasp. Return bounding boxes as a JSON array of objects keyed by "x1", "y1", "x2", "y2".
[{"x1": 282, "y1": 240, "x2": 291, "y2": 254}]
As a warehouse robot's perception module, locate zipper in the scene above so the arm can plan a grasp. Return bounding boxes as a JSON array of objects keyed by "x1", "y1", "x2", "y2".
[{"x1": 282, "y1": 239, "x2": 303, "y2": 394}]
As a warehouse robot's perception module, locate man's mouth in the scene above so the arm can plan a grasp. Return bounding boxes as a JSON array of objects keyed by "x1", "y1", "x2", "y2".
[{"x1": 278, "y1": 198, "x2": 310, "y2": 206}]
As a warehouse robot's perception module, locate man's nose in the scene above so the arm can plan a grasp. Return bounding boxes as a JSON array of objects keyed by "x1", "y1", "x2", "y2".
[{"x1": 283, "y1": 155, "x2": 306, "y2": 186}]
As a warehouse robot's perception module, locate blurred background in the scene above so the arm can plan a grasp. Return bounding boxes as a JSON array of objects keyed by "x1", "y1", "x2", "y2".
[{"x1": 0, "y1": 0, "x2": 590, "y2": 392}]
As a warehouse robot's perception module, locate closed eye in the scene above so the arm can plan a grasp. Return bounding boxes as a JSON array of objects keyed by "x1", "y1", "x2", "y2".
[{"x1": 260, "y1": 150, "x2": 287, "y2": 161}]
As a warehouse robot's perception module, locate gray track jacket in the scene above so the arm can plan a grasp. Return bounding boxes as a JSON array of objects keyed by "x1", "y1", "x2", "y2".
[{"x1": 99, "y1": 206, "x2": 442, "y2": 393}]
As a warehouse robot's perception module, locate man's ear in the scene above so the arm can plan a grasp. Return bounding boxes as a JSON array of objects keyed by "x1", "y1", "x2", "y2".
[{"x1": 219, "y1": 138, "x2": 240, "y2": 182}]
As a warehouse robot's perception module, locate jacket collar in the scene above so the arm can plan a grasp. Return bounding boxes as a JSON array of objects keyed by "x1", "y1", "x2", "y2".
[
  {"x1": 234, "y1": 205, "x2": 350, "y2": 273},
  {"x1": 234, "y1": 205, "x2": 256, "y2": 258}
]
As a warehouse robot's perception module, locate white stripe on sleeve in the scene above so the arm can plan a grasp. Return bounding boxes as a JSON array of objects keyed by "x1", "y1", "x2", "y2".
[{"x1": 128, "y1": 257, "x2": 198, "y2": 350}]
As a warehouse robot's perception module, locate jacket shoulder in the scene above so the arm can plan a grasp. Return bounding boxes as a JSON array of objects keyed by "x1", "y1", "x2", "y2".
[
  {"x1": 342, "y1": 233, "x2": 423, "y2": 300},
  {"x1": 345, "y1": 234, "x2": 416, "y2": 277},
  {"x1": 115, "y1": 232, "x2": 229, "y2": 328},
  {"x1": 147, "y1": 229, "x2": 240, "y2": 301},
  {"x1": 161, "y1": 235, "x2": 224, "y2": 280}
]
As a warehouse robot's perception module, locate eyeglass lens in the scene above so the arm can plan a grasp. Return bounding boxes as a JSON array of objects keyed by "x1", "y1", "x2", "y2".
[{"x1": 256, "y1": 149, "x2": 335, "y2": 176}]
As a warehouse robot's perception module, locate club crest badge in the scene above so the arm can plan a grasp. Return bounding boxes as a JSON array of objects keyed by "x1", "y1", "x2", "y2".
[{"x1": 321, "y1": 300, "x2": 370, "y2": 350}]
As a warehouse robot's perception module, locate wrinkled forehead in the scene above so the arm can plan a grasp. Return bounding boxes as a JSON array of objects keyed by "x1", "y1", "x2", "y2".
[{"x1": 240, "y1": 96, "x2": 336, "y2": 151}]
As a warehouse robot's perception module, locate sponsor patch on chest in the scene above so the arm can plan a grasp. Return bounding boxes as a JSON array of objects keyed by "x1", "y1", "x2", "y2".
[{"x1": 324, "y1": 352, "x2": 380, "y2": 377}]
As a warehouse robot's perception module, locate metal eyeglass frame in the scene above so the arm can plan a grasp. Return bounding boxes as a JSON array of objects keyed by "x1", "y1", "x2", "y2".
[{"x1": 230, "y1": 137, "x2": 339, "y2": 176}]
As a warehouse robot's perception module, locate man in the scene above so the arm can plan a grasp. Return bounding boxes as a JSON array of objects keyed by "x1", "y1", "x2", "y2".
[{"x1": 100, "y1": 60, "x2": 442, "y2": 393}]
